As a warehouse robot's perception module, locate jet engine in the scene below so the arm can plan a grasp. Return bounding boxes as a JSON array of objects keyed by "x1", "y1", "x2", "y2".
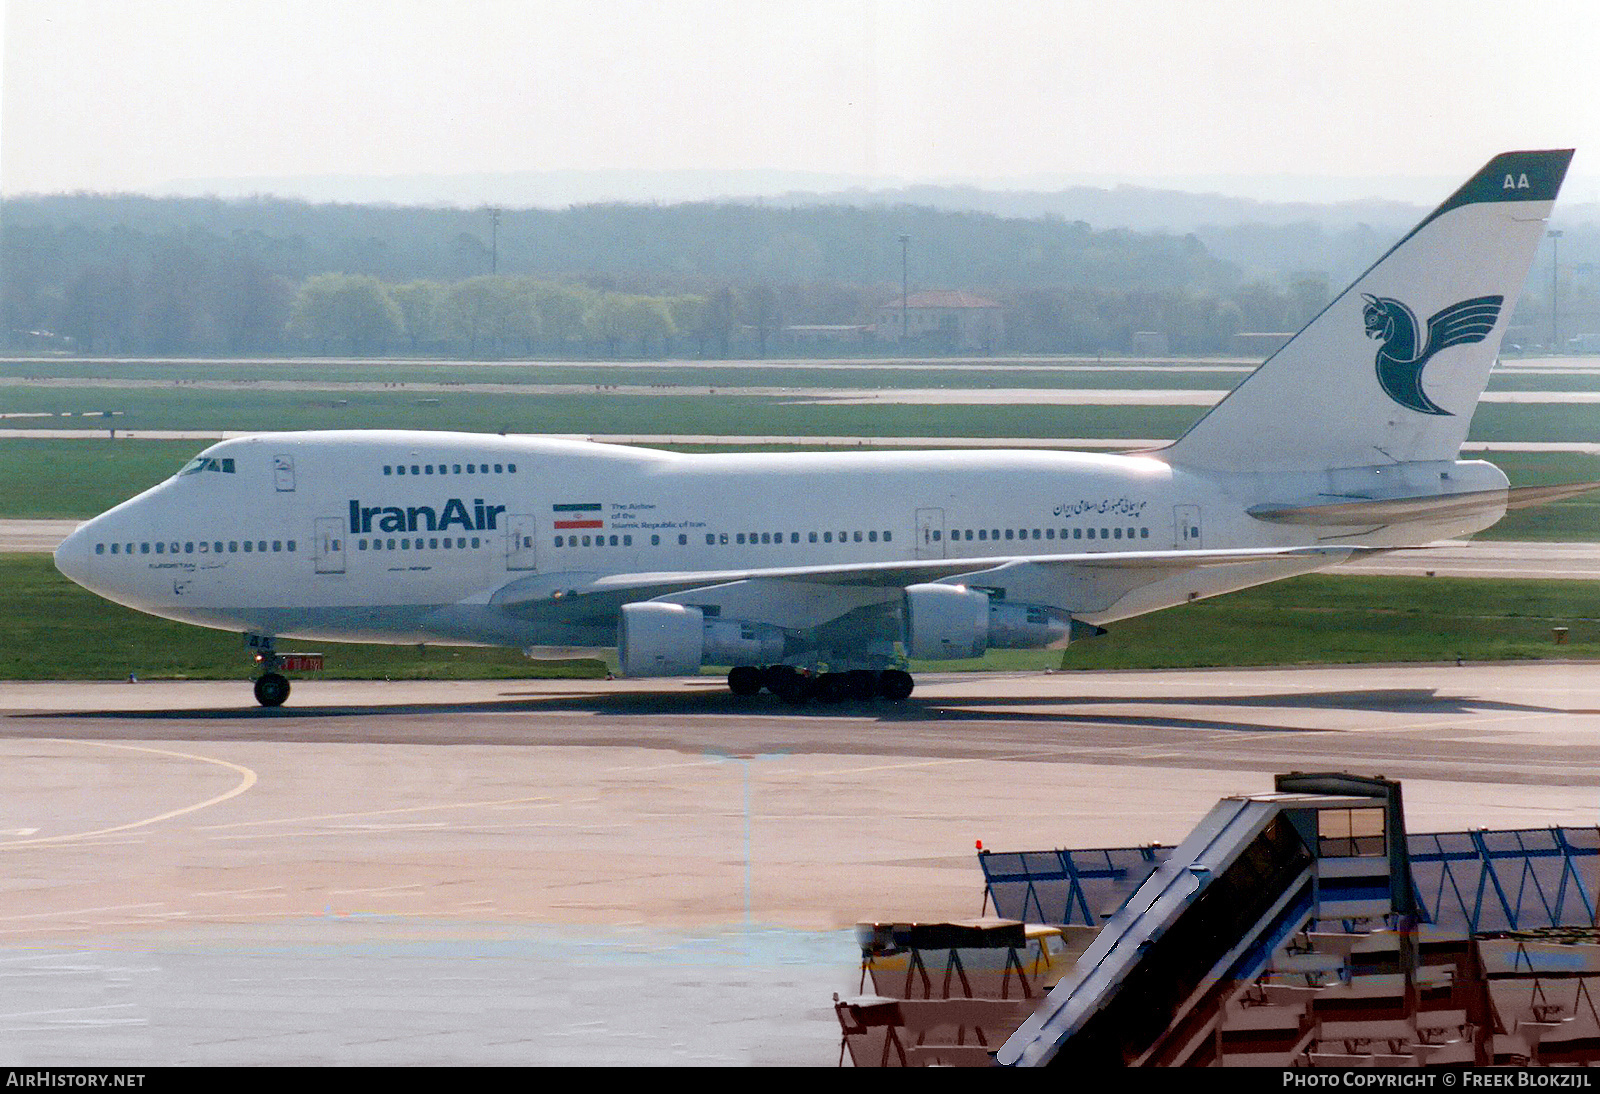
[
  {"x1": 617, "y1": 602, "x2": 787, "y2": 677},
  {"x1": 902, "y1": 583, "x2": 1073, "y2": 661}
]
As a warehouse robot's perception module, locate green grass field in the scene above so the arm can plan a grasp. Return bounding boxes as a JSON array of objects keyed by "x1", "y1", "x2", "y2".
[{"x1": 2, "y1": 553, "x2": 1595, "y2": 681}]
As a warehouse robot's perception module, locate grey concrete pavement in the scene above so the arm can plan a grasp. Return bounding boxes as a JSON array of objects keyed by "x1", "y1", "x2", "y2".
[{"x1": 1, "y1": 665, "x2": 1597, "y2": 1063}]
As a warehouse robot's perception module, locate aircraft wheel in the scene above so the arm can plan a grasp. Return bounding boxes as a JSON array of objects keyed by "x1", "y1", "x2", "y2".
[
  {"x1": 877, "y1": 670, "x2": 914, "y2": 701},
  {"x1": 253, "y1": 672, "x2": 290, "y2": 708},
  {"x1": 845, "y1": 670, "x2": 878, "y2": 701},
  {"x1": 728, "y1": 666, "x2": 763, "y2": 696},
  {"x1": 774, "y1": 675, "x2": 812, "y2": 705},
  {"x1": 813, "y1": 673, "x2": 848, "y2": 703}
]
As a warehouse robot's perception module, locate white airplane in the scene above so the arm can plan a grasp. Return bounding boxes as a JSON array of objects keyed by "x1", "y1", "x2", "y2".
[{"x1": 54, "y1": 150, "x2": 1592, "y2": 707}]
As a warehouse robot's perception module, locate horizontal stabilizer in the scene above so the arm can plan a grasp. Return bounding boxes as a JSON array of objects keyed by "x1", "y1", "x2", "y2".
[{"x1": 1248, "y1": 481, "x2": 1600, "y2": 527}]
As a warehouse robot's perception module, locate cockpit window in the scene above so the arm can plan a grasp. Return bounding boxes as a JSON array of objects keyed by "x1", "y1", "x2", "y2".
[{"x1": 178, "y1": 456, "x2": 236, "y2": 476}]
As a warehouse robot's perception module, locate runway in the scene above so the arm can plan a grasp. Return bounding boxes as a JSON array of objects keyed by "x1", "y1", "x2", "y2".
[{"x1": 1, "y1": 665, "x2": 1597, "y2": 1063}]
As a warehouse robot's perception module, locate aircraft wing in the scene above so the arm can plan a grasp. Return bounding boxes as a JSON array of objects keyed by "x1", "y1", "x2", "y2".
[{"x1": 489, "y1": 544, "x2": 1368, "y2": 623}]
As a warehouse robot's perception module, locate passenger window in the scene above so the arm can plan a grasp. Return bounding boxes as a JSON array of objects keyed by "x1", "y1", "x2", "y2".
[
  {"x1": 110, "y1": 543, "x2": 119, "y2": 554},
  {"x1": 1114, "y1": 528, "x2": 1122, "y2": 539},
  {"x1": 457, "y1": 538, "x2": 466, "y2": 548},
  {"x1": 1005, "y1": 529, "x2": 1014, "y2": 540},
  {"x1": 823, "y1": 532, "x2": 832, "y2": 543},
  {"x1": 185, "y1": 542, "x2": 194, "y2": 553},
  {"x1": 736, "y1": 533, "x2": 746, "y2": 544},
  {"x1": 140, "y1": 543, "x2": 150, "y2": 554},
  {"x1": 384, "y1": 466, "x2": 392, "y2": 475},
  {"x1": 156, "y1": 543, "x2": 165, "y2": 554},
  {"x1": 494, "y1": 464, "x2": 503, "y2": 473},
  {"x1": 978, "y1": 529, "x2": 987, "y2": 540},
  {"x1": 679, "y1": 535, "x2": 687, "y2": 545},
  {"x1": 425, "y1": 465, "x2": 434, "y2": 475},
  {"x1": 453, "y1": 464, "x2": 461, "y2": 474},
  {"x1": 809, "y1": 532, "x2": 818, "y2": 543},
  {"x1": 471, "y1": 537, "x2": 480, "y2": 547},
  {"x1": 1141, "y1": 528, "x2": 1150, "y2": 539},
  {"x1": 623, "y1": 535, "x2": 632, "y2": 546},
  {"x1": 869, "y1": 531, "x2": 878, "y2": 542},
  {"x1": 883, "y1": 531, "x2": 891, "y2": 542},
  {"x1": 397, "y1": 466, "x2": 406, "y2": 475},
  {"x1": 609, "y1": 535, "x2": 618, "y2": 546},
  {"x1": 1086, "y1": 529, "x2": 1095, "y2": 539},
  {"x1": 555, "y1": 536, "x2": 564, "y2": 547},
  {"x1": 466, "y1": 465, "x2": 475, "y2": 474},
  {"x1": 508, "y1": 464, "x2": 516, "y2": 473},
  {"x1": 790, "y1": 533, "x2": 799, "y2": 543},
  {"x1": 853, "y1": 531, "x2": 862, "y2": 542},
  {"x1": 430, "y1": 538, "x2": 439, "y2": 549}
]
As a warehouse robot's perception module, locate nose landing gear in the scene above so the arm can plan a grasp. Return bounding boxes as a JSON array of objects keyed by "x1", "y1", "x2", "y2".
[
  {"x1": 246, "y1": 635, "x2": 322, "y2": 707},
  {"x1": 253, "y1": 672, "x2": 291, "y2": 707}
]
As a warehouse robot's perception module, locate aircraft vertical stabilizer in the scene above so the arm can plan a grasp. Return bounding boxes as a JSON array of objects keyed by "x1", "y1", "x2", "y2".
[{"x1": 1161, "y1": 150, "x2": 1572, "y2": 474}]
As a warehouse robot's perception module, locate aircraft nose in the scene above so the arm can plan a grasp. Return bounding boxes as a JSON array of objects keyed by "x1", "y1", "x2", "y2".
[{"x1": 53, "y1": 521, "x2": 96, "y2": 589}]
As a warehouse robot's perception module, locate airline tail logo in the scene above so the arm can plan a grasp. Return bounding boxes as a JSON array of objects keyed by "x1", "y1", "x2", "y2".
[{"x1": 1361, "y1": 293, "x2": 1504, "y2": 416}]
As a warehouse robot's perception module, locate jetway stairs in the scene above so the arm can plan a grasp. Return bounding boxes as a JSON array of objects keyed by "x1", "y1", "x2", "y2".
[
  {"x1": 837, "y1": 772, "x2": 1600, "y2": 1067},
  {"x1": 998, "y1": 772, "x2": 1416, "y2": 1067}
]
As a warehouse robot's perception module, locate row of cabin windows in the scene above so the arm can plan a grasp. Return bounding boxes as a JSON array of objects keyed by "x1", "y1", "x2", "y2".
[
  {"x1": 97, "y1": 540, "x2": 294, "y2": 555},
  {"x1": 935, "y1": 526, "x2": 1151, "y2": 543},
  {"x1": 552, "y1": 530, "x2": 895, "y2": 549},
  {"x1": 358, "y1": 536, "x2": 484, "y2": 551},
  {"x1": 555, "y1": 534, "x2": 633, "y2": 547},
  {"x1": 384, "y1": 462, "x2": 516, "y2": 476},
  {"x1": 713, "y1": 530, "x2": 891, "y2": 546}
]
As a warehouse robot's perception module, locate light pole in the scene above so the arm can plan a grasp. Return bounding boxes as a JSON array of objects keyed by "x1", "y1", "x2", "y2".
[
  {"x1": 898, "y1": 234, "x2": 909, "y2": 347},
  {"x1": 1548, "y1": 229, "x2": 1563, "y2": 353},
  {"x1": 489, "y1": 207, "x2": 502, "y2": 275}
]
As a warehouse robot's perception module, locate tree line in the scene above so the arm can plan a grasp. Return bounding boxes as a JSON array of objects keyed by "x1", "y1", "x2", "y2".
[{"x1": 2, "y1": 191, "x2": 1363, "y2": 357}]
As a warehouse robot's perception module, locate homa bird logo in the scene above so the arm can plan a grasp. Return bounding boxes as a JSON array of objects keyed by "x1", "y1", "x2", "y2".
[{"x1": 1361, "y1": 293, "x2": 1504, "y2": 416}]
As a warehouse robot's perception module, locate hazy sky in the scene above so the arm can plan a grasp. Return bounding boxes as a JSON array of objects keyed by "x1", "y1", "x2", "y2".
[{"x1": 5, "y1": 0, "x2": 1600, "y2": 204}]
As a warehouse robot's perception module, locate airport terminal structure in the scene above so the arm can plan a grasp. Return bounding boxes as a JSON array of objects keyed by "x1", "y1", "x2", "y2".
[{"x1": 837, "y1": 772, "x2": 1600, "y2": 1068}]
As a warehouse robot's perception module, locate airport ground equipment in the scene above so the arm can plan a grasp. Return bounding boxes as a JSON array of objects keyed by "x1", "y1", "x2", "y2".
[
  {"x1": 841, "y1": 771, "x2": 1600, "y2": 1066},
  {"x1": 834, "y1": 919, "x2": 1068, "y2": 1067}
]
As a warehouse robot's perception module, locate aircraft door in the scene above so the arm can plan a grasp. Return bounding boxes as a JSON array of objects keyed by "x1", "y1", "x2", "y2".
[
  {"x1": 314, "y1": 517, "x2": 346, "y2": 574},
  {"x1": 915, "y1": 507, "x2": 946, "y2": 559},
  {"x1": 506, "y1": 513, "x2": 538, "y2": 571},
  {"x1": 273, "y1": 454, "x2": 296, "y2": 492},
  {"x1": 1174, "y1": 505, "x2": 1202, "y2": 549}
]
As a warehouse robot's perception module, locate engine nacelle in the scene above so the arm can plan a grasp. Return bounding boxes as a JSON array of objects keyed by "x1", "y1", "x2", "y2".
[
  {"x1": 618, "y1": 602, "x2": 704, "y2": 677},
  {"x1": 902, "y1": 583, "x2": 1073, "y2": 661},
  {"x1": 618, "y1": 602, "x2": 788, "y2": 677}
]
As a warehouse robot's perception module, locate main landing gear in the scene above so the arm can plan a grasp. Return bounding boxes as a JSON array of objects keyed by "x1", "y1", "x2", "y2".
[{"x1": 726, "y1": 664, "x2": 914, "y2": 704}]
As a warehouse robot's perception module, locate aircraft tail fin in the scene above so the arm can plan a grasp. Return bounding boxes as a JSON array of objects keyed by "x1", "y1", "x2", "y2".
[{"x1": 1161, "y1": 150, "x2": 1573, "y2": 473}]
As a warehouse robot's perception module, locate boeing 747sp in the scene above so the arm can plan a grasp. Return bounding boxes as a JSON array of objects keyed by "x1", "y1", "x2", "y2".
[{"x1": 53, "y1": 150, "x2": 1591, "y2": 705}]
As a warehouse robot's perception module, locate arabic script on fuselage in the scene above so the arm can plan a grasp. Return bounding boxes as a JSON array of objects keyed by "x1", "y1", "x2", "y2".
[{"x1": 1052, "y1": 498, "x2": 1148, "y2": 519}]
